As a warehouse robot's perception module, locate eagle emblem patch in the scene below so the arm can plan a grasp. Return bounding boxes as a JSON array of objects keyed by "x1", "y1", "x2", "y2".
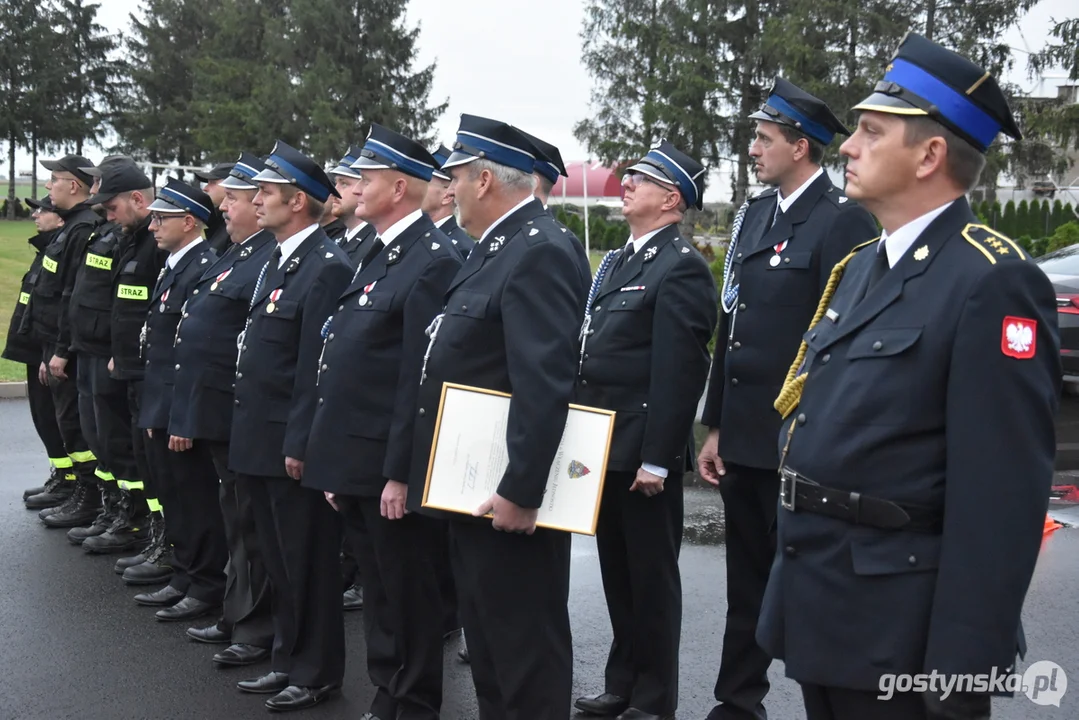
[{"x1": 1002, "y1": 316, "x2": 1036, "y2": 359}]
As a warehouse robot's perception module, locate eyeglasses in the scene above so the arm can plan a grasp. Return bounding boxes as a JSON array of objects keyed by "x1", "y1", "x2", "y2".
[
  {"x1": 149, "y1": 213, "x2": 185, "y2": 225},
  {"x1": 622, "y1": 171, "x2": 675, "y2": 191}
]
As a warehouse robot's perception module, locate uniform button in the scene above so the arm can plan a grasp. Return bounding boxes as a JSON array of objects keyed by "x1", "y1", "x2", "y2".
[
  {"x1": 908, "y1": 555, "x2": 917, "y2": 566},
  {"x1": 581, "y1": 379, "x2": 588, "y2": 386},
  {"x1": 318, "y1": 398, "x2": 324, "y2": 405},
  {"x1": 733, "y1": 341, "x2": 741, "y2": 349},
  {"x1": 462, "y1": 305, "x2": 468, "y2": 311},
  {"x1": 594, "y1": 305, "x2": 601, "y2": 312},
  {"x1": 642, "y1": 402, "x2": 648, "y2": 409},
  {"x1": 738, "y1": 303, "x2": 747, "y2": 312},
  {"x1": 193, "y1": 289, "x2": 199, "y2": 295},
  {"x1": 872, "y1": 340, "x2": 883, "y2": 351},
  {"x1": 321, "y1": 364, "x2": 328, "y2": 371},
  {"x1": 736, "y1": 252, "x2": 743, "y2": 258},
  {"x1": 418, "y1": 408, "x2": 426, "y2": 417},
  {"x1": 234, "y1": 399, "x2": 240, "y2": 406},
  {"x1": 785, "y1": 545, "x2": 797, "y2": 557},
  {"x1": 176, "y1": 338, "x2": 181, "y2": 344},
  {"x1": 821, "y1": 353, "x2": 831, "y2": 364},
  {"x1": 583, "y1": 353, "x2": 589, "y2": 360},
  {"x1": 797, "y1": 413, "x2": 806, "y2": 425},
  {"x1": 731, "y1": 378, "x2": 739, "y2": 386},
  {"x1": 236, "y1": 373, "x2": 242, "y2": 380},
  {"x1": 183, "y1": 312, "x2": 189, "y2": 318},
  {"x1": 810, "y1": 332, "x2": 818, "y2": 340},
  {"x1": 174, "y1": 364, "x2": 180, "y2": 370},
  {"x1": 242, "y1": 345, "x2": 248, "y2": 352},
  {"x1": 338, "y1": 305, "x2": 344, "y2": 311},
  {"x1": 328, "y1": 333, "x2": 334, "y2": 341}
]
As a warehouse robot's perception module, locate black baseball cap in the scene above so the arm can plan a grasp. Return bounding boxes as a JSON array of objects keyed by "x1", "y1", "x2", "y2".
[
  {"x1": 41, "y1": 155, "x2": 95, "y2": 186},
  {"x1": 194, "y1": 162, "x2": 235, "y2": 183},
  {"x1": 86, "y1": 158, "x2": 153, "y2": 205},
  {"x1": 25, "y1": 196, "x2": 57, "y2": 212}
]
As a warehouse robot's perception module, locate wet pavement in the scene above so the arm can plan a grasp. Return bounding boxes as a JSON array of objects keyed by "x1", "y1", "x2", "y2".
[{"x1": 1, "y1": 395, "x2": 1078, "y2": 719}]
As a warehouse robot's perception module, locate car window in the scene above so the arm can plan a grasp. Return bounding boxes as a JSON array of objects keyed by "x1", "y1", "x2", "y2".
[{"x1": 1036, "y1": 244, "x2": 1079, "y2": 274}]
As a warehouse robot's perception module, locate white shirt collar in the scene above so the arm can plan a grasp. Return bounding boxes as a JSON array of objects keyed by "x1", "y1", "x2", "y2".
[
  {"x1": 240, "y1": 231, "x2": 260, "y2": 245},
  {"x1": 167, "y1": 237, "x2": 203, "y2": 269},
  {"x1": 276, "y1": 223, "x2": 320, "y2": 267},
  {"x1": 628, "y1": 224, "x2": 673, "y2": 254},
  {"x1": 479, "y1": 195, "x2": 535, "y2": 243},
  {"x1": 878, "y1": 201, "x2": 955, "y2": 268},
  {"x1": 776, "y1": 166, "x2": 824, "y2": 216},
  {"x1": 379, "y1": 209, "x2": 423, "y2": 248},
  {"x1": 344, "y1": 220, "x2": 368, "y2": 241},
  {"x1": 433, "y1": 215, "x2": 451, "y2": 229}
]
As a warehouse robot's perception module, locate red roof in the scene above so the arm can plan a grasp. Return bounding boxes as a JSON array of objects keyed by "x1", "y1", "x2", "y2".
[{"x1": 550, "y1": 162, "x2": 624, "y2": 198}]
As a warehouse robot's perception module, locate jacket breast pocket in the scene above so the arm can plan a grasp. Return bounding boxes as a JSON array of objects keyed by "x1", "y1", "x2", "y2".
[
  {"x1": 845, "y1": 327, "x2": 922, "y2": 360},
  {"x1": 353, "y1": 290, "x2": 395, "y2": 313},
  {"x1": 849, "y1": 531, "x2": 941, "y2": 576},
  {"x1": 213, "y1": 282, "x2": 247, "y2": 302},
  {"x1": 447, "y1": 291, "x2": 489, "y2": 320},
  {"x1": 608, "y1": 291, "x2": 648, "y2": 312},
  {"x1": 260, "y1": 299, "x2": 300, "y2": 344},
  {"x1": 767, "y1": 250, "x2": 812, "y2": 271},
  {"x1": 831, "y1": 326, "x2": 923, "y2": 426}
]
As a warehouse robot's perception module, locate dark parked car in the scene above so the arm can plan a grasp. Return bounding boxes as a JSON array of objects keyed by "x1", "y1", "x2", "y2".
[{"x1": 1036, "y1": 243, "x2": 1079, "y2": 382}]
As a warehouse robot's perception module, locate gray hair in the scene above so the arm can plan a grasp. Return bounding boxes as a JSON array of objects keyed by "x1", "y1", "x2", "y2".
[{"x1": 467, "y1": 159, "x2": 536, "y2": 192}]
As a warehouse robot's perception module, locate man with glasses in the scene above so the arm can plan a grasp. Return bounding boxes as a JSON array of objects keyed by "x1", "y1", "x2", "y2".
[
  {"x1": 194, "y1": 162, "x2": 236, "y2": 254},
  {"x1": 31, "y1": 155, "x2": 104, "y2": 529},
  {"x1": 696, "y1": 79, "x2": 877, "y2": 720},
  {"x1": 574, "y1": 142, "x2": 718, "y2": 720}
]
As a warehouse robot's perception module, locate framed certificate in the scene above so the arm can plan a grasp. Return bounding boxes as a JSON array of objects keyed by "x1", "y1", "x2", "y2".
[{"x1": 421, "y1": 382, "x2": 616, "y2": 535}]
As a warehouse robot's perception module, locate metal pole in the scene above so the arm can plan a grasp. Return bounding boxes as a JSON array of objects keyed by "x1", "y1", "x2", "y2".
[{"x1": 583, "y1": 159, "x2": 590, "y2": 256}]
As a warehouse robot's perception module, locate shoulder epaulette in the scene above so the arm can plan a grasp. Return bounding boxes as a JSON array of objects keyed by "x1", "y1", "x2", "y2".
[{"x1": 960, "y1": 223, "x2": 1027, "y2": 265}]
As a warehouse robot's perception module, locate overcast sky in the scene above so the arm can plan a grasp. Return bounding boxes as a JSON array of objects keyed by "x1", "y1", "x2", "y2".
[{"x1": 15, "y1": 0, "x2": 1076, "y2": 200}]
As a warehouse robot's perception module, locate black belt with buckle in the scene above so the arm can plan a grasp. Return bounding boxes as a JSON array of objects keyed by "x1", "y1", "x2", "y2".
[{"x1": 779, "y1": 467, "x2": 943, "y2": 534}]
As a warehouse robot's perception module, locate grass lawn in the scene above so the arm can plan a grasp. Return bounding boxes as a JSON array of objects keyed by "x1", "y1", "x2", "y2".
[{"x1": 0, "y1": 221, "x2": 37, "y2": 382}]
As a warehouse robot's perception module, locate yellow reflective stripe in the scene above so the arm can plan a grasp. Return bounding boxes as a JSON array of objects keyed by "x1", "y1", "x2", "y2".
[
  {"x1": 69, "y1": 450, "x2": 96, "y2": 463},
  {"x1": 63, "y1": 472, "x2": 77, "y2": 482},
  {"x1": 18, "y1": 292, "x2": 30, "y2": 305},
  {"x1": 95, "y1": 468, "x2": 116, "y2": 482},
  {"x1": 117, "y1": 479, "x2": 145, "y2": 491},
  {"x1": 117, "y1": 284, "x2": 149, "y2": 300},
  {"x1": 147, "y1": 498, "x2": 163, "y2": 512},
  {"x1": 42, "y1": 256, "x2": 58, "y2": 273},
  {"x1": 50, "y1": 456, "x2": 73, "y2": 469},
  {"x1": 85, "y1": 253, "x2": 113, "y2": 270}
]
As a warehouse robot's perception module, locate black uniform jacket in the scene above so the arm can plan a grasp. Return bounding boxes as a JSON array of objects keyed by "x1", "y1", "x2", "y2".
[
  {"x1": 757, "y1": 198, "x2": 1061, "y2": 690},
  {"x1": 137, "y1": 241, "x2": 217, "y2": 430},
  {"x1": 229, "y1": 228, "x2": 353, "y2": 477},
  {"x1": 168, "y1": 231, "x2": 276, "y2": 442},
  {"x1": 304, "y1": 215, "x2": 462, "y2": 496},
  {"x1": 111, "y1": 216, "x2": 166, "y2": 381},
  {"x1": 576, "y1": 224, "x2": 717, "y2": 474},
  {"x1": 4, "y1": 231, "x2": 54, "y2": 364},
  {"x1": 69, "y1": 221, "x2": 123, "y2": 358},
  {"x1": 437, "y1": 215, "x2": 476, "y2": 259},
  {"x1": 337, "y1": 221, "x2": 379, "y2": 268},
  {"x1": 701, "y1": 174, "x2": 878, "y2": 469},
  {"x1": 29, "y1": 203, "x2": 100, "y2": 357},
  {"x1": 407, "y1": 198, "x2": 591, "y2": 513}
]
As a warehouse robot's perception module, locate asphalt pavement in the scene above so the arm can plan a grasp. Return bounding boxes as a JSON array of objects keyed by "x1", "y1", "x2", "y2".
[{"x1": 1, "y1": 395, "x2": 1078, "y2": 719}]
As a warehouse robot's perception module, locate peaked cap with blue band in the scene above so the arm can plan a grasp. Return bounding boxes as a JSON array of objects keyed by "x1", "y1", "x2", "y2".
[
  {"x1": 329, "y1": 145, "x2": 364, "y2": 180},
  {"x1": 443, "y1": 115, "x2": 536, "y2": 174},
  {"x1": 431, "y1": 144, "x2": 453, "y2": 181},
  {"x1": 221, "y1": 152, "x2": 269, "y2": 191},
  {"x1": 515, "y1": 128, "x2": 568, "y2": 184},
  {"x1": 853, "y1": 32, "x2": 1021, "y2": 153},
  {"x1": 626, "y1": 141, "x2": 707, "y2": 211},
  {"x1": 148, "y1": 178, "x2": 214, "y2": 223},
  {"x1": 749, "y1": 77, "x2": 851, "y2": 145},
  {"x1": 253, "y1": 140, "x2": 340, "y2": 201},
  {"x1": 350, "y1": 124, "x2": 438, "y2": 182}
]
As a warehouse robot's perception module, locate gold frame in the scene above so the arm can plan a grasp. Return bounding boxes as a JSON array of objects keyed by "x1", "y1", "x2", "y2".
[{"x1": 421, "y1": 382, "x2": 616, "y2": 535}]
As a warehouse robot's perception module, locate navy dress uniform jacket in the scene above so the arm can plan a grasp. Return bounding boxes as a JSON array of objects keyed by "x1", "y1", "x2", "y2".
[
  {"x1": 408, "y1": 198, "x2": 591, "y2": 512},
  {"x1": 169, "y1": 232, "x2": 276, "y2": 441},
  {"x1": 701, "y1": 174, "x2": 878, "y2": 469},
  {"x1": 304, "y1": 216, "x2": 461, "y2": 496},
  {"x1": 577, "y1": 225, "x2": 717, "y2": 473},
  {"x1": 338, "y1": 222, "x2": 380, "y2": 268},
  {"x1": 438, "y1": 216, "x2": 475, "y2": 259},
  {"x1": 757, "y1": 198, "x2": 1061, "y2": 690},
  {"x1": 111, "y1": 217, "x2": 166, "y2": 381},
  {"x1": 137, "y1": 242, "x2": 217, "y2": 430},
  {"x1": 229, "y1": 229, "x2": 354, "y2": 477}
]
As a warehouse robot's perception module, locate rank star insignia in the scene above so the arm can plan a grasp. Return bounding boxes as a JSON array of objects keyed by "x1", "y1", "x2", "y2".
[
  {"x1": 567, "y1": 460, "x2": 591, "y2": 479},
  {"x1": 643, "y1": 247, "x2": 658, "y2": 261},
  {"x1": 913, "y1": 245, "x2": 929, "y2": 261}
]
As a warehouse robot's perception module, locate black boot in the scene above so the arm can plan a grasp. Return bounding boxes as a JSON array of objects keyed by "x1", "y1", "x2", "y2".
[
  {"x1": 83, "y1": 491, "x2": 150, "y2": 554},
  {"x1": 122, "y1": 514, "x2": 174, "y2": 585},
  {"x1": 41, "y1": 479, "x2": 103, "y2": 529},
  {"x1": 23, "y1": 466, "x2": 66, "y2": 500},
  {"x1": 115, "y1": 511, "x2": 162, "y2": 574},
  {"x1": 25, "y1": 470, "x2": 77, "y2": 511},
  {"x1": 67, "y1": 484, "x2": 123, "y2": 545}
]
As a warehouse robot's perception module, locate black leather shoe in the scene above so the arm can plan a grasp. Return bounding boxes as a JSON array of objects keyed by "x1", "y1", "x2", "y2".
[
  {"x1": 575, "y1": 692, "x2": 630, "y2": 716},
  {"x1": 265, "y1": 683, "x2": 341, "y2": 712},
  {"x1": 156, "y1": 596, "x2": 219, "y2": 622},
  {"x1": 237, "y1": 671, "x2": 289, "y2": 694},
  {"x1": 115, "y1": 551, "x2": 146, "y2": 574},
  {"x1": 133, "y1": 585, "x2": 185, "y2": 607},
  {"x1": 615, "y1": 709, "x2": 672, "y2": 720},
  {"x1": 187, "y1": 624, "x2": 231, "y2": 644},
  {"x1": 214, "y1": 643, "x2": 270, "y2": 666},
  {"x1": 342, "y1": 584, "x2": 363, "y2": 611}
]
